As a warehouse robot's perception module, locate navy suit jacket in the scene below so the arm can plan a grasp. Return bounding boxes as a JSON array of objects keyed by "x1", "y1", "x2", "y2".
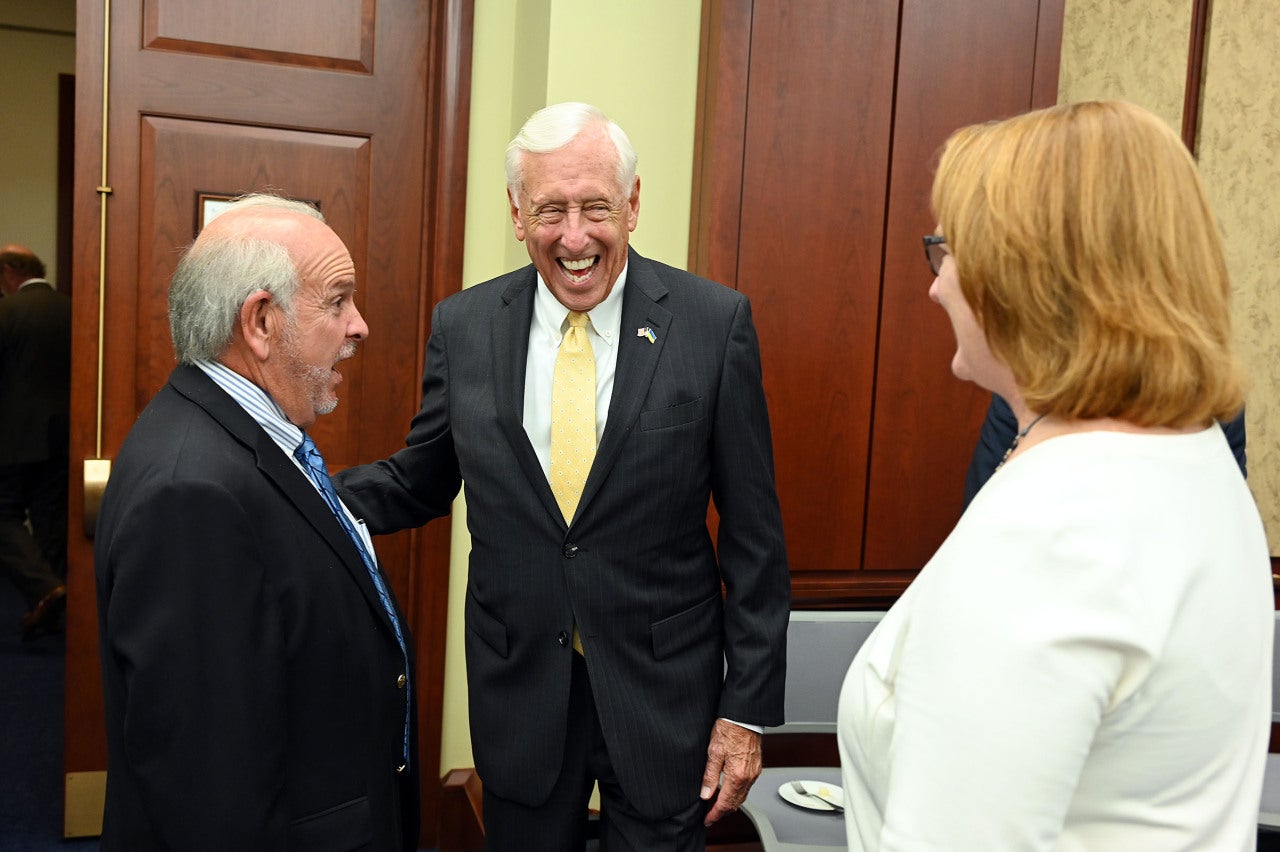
[
  {"x1": 95, "y1": 365, "x2": 418, "y2": 850},
  {"x1": 338, "y1": 248, "x2": 790, "y2": 819}
]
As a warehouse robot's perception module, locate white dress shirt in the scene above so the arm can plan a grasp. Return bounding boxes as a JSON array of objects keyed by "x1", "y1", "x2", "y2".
[{"x1": 523, "y1": 266, "x2": 626, "y2": 477}]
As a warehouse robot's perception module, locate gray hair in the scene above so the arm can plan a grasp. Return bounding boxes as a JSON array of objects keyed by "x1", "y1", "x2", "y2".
[
  {"x1": 168, "y1": 194, "x2": 324, "y2": 364},
  {"x1": 505, "y1": 102, "x2": 638, "y2": 209}
]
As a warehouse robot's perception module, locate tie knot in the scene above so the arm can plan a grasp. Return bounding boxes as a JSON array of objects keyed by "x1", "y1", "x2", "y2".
[
  {"x1": 294, "y1": 433, "x2": 322, "y2": 466},
  {"x1": 567, "y1": 311, "x2": 589, "y2": 330}
]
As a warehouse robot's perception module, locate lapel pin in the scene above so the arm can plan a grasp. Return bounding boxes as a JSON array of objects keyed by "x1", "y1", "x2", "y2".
[{"x1": 637, "y1": 326, "x2": 657, "y2": 343}]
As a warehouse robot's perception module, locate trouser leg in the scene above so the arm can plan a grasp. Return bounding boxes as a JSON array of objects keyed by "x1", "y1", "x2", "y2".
[
  {"x1": 483, "y1": 652, "x2": 595, "y2": 852},
  {"x1": 23, "y1": 457, "x2": 68, "y2": 580},
  {"x1": 0, "y1": 464, "x2": 61, "y2": 607}
]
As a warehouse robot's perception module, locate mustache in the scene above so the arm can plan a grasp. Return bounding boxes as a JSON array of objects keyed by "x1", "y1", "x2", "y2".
[{"x1": 335, "y1": 340, "x2": 358, "y2": 363}]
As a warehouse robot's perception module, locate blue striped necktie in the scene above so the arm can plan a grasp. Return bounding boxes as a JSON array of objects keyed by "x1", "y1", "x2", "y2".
[{"x1": 294, "y1": 432, "x2": 411, "y2": 769}]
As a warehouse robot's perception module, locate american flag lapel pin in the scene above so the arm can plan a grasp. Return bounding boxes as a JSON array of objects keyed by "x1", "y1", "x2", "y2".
[{"x1": 636, "y1": 326, "x2": 657, "y2": 344}]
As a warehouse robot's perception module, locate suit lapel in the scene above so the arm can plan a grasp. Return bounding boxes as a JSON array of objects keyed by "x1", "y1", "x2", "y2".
[
  {"x1": 168, "y1": 365, "x2": 397, "y2": 631},
  {"x1": 577, "y1": 251, "x2": 671, "y2": 516},
  {"x1": 492, "y1": 271, "x2": 567, "y2": 529},
  {"x1": 493, "y1": 252, "x2": 671, "y2": 528}
]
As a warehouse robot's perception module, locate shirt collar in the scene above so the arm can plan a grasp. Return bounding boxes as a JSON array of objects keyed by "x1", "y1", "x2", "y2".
[
  {"x1": 193, "y1": 359, "x2": 304, "y2": 456},
  {"x1": 532, "y1": 262, "x2": 627, "y2": 345}
]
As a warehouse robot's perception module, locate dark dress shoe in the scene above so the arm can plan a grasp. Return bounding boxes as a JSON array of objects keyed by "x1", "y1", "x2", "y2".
[{"x1": 21, "y1": 585, "x2": 67, "y2": 641}]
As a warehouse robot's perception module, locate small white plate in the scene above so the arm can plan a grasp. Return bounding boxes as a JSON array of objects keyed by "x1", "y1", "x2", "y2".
[{"x1": 778, "y1": 779, "x2": 845, "y2": 811}]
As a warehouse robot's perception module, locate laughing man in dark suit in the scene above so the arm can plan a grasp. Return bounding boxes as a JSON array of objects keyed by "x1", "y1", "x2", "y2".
[
  {"x1": 338, "y1": 102, "x2": 791, "y2": 851},
  {"x1": 95, "y1": 195, "x2": 419, "y2": 850}
]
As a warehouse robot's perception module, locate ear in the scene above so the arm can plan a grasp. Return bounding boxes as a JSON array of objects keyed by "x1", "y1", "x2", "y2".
[
  {"x1": 237, "y1": 290, "x2": 280, "y2": 363},
  {"x1": 508, "y1": 188, "x2": 526, "y2": 242},
  {"x1": 625, "y1": 176, "x2": 640, "y2": 232}
]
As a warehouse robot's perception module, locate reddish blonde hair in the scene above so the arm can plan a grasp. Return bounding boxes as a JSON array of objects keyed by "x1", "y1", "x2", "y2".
[{"x1": 931, "y1": 100, "x2": 1243, "y2": 426}]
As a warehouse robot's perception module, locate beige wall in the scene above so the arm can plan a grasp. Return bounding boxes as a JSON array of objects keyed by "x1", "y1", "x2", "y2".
[
  {"x1": 1197, "y1": 2, "x2": 1280, "y2": 554},
  {"x1": 0, "y1": 0, "x2": 76, "y2": 285},
  {"x1": 1059, "y1": 0, "x2": 1191, "y2": 129},
  {"x1": 1059, "y1": 0, "x2": 1280, "y2": 549},
  {"x1": 445, "y1": 0, "x2": 702, "y2": 775}
]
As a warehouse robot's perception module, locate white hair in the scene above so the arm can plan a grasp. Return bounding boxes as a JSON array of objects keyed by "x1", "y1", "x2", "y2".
[{"x1": 505, "y1": 102, "x2": 638, "y2": 209}]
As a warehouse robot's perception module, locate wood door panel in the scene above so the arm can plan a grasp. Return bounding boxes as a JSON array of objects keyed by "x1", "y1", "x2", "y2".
[
  {"x1": 691, "y1": 0, "x2": 1065, "y2": 600},
  {"x1": 144, "y1": 0, "x2": 373, "y2": 70},
  {"x1": 734, "y1": 0, "x2": 898, "y2": 572},
  {"x1": 137, "y1": 116, "x2": 372, "y2": 456},
  {"x1": 863, "y1": 0, "x2": 1063, "y2": 569},
  {"x1": 126, "y1": 52, "x2": 392, "y2": 133},
  {"x1": 689, "y1": 0, "x2": 751, "y2": 283}
]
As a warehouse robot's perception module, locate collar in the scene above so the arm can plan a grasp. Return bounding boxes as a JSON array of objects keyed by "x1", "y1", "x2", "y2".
[
  {"x1": 193, "y1": 359, "x2": 303, "y2": 457},
  {"x1": 532, "y1": 262, "x2": 627, "y2": 346}
]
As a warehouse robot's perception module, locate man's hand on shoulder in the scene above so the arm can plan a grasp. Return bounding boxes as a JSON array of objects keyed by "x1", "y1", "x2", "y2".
[{"x1": 700, "y1": 719, "x2": 763, "y2": 826}]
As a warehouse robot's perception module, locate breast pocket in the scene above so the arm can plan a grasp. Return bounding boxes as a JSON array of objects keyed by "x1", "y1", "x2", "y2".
[{"x1": 639, "y1": 398, "x2": 704, "y2": 431}]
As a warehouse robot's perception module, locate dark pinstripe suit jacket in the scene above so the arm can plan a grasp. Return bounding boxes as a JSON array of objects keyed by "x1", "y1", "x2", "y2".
[{"x1": 338, "y1": 247, "x2": 789, "y2": 819}]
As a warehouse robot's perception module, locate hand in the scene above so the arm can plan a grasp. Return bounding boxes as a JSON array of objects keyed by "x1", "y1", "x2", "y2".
[{"x1": 699, "y1": 719, "x2": 763, "y2": 826}]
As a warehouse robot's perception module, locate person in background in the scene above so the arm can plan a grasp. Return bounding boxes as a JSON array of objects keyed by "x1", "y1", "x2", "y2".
[
  {"x1": 95, "y1": 194, "x2": 419, "y2": 850},
  {"x1": 0, "y1": 245, "x2": 70, "y2": 640},
  {"x1": 838, "y1": 101, "x2": 1271, "y2": 851},
  {"x1": 337, "y1": 102, "x2": 790, "y2": 851},
  {"x1": 962, "y1": 393, "x2": 1247, "y2": 508}
]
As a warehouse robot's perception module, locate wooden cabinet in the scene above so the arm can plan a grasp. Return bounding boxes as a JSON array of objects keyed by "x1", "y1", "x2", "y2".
[{"x1": 691, "y1": 0, "x2": 1065, "y2": 605}]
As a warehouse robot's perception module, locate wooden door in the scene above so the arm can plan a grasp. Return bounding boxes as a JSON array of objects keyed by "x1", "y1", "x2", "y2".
[
  {"x1": 861, "y1": 1, "x2": 1063, "y2": 571},
  {"x1": 65, "y1": 0, "x2": 472, "y2": 843},
  {"x1": 692, "y1": 0, "x2": 1063, "y2": 604}
]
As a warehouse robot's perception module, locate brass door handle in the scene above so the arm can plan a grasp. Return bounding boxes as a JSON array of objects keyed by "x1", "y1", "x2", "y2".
[{"x1": 83, "y1": 458, "x2": 111, "y2": 538}]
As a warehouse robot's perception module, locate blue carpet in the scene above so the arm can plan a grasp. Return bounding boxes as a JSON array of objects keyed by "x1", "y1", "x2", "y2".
[{"x1": 0, "y1": 577, "x2": 96, "y2": 851}]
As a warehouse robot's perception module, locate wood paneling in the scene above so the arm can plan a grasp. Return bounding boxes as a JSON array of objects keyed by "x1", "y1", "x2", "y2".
[
  {"x1": 136, "y1": 118, "x2": 373, "y2": 439},
  {"x1": 864, "y1": 0, "x2": 1053, "y2": 570},
  {"x1": 689, "y1": 0, "x2": 751, "y2": 281},
  {"x1": 144, "y1": 0, "x2": 373, "y2": 70},
  {"x1": 1181, "y1": 0, "x2": 1211, "y2": 154},
  {"x1": 692, "y1": 0, "x2": 1065, "y2": 601},
  {"x1": 68, "y1": 0, "x2": 472, "y2": 844},
  {"x1": 736, "y1": 0, "x2": 898, "y2": 574}
]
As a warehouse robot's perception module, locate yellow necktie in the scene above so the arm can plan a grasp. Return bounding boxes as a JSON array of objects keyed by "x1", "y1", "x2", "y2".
[{"x1": 550, "y1": 311, "x2": 596, "y2": 523}]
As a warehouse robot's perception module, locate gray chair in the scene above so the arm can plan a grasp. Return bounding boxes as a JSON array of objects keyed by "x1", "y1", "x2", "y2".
[
  {"x1": 740, "y1": 610, "x2": 884, "y2": 851},
  {"x1": 1258, "y1": 612, "x2": 1280, "y2": 830}
]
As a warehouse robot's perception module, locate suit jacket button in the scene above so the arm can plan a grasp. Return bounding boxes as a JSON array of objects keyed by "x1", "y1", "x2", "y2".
[
  {"x1": 557, "y1": 631, "x2": 569, "y2": 646},
  {"x1": 396, "y1": 673, "x2": 407, "y2": 689},
  {"x1": 562, "y1": 544, "x2": 578, "y2": 558}
]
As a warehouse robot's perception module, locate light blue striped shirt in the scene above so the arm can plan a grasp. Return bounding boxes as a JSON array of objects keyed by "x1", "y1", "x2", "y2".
[{"x1": 193, "y1": 359, "x2": 379, "y2": 557}]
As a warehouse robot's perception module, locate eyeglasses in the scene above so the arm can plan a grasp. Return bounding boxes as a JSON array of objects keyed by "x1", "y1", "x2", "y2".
[{"x1": 922, "y1": 234, "x2": 947, "y2": 276}]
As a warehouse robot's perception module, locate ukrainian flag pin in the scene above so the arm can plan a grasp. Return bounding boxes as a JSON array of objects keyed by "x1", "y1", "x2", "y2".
[{"x1": 636, "y1": 326, "x2": 657, "y2": 343}]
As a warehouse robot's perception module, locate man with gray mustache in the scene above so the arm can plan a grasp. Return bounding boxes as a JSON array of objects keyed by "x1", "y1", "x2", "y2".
[{"x1": 95, "y1": 193, "x2": 419, "y2": 850}]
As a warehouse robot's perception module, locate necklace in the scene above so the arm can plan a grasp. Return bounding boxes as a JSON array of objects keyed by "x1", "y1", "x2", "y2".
[{"x1": 994, "y1": 412, "x2": 1047, "y2": 473}]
